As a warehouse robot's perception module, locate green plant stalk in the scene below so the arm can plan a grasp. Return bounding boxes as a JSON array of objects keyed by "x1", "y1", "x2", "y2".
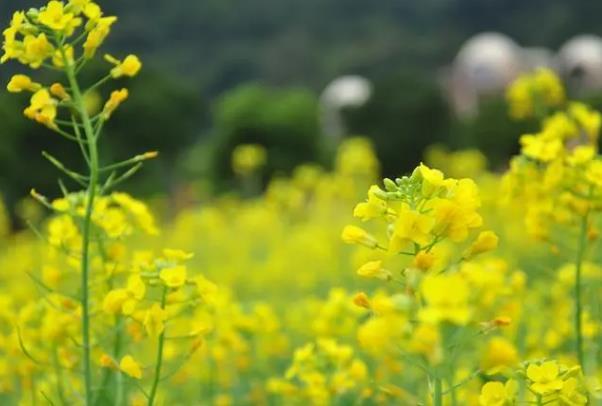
[
  {"x1": 148, "y1": 287, "x2": 168, "y2": 406},
  {"x1": 574, "y1": 212, "x2": 589, "y2": 367},
  {"x1": 433, "y1": 376, "x2": 443, "y2": 406},
  {"x1": 64, "y1": 56, "x2": 100, "y2": 406}
]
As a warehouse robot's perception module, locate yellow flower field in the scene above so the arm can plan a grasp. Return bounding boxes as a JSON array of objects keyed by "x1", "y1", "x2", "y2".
[{"x1": 1, "y1": 2, "x2": 602, "y2": 405}]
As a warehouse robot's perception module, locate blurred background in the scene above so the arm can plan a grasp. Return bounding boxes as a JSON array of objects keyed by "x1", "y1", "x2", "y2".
[{"x1": 2, "y1": 0, "x2": 602, "y2": 222}]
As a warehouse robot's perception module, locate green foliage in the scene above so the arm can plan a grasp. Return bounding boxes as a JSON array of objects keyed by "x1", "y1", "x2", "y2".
[
  {"x1": 343, "y1": 71, "x2": 450, "y2": 178},
  {"x1": 207, "y1": 83, "x2": 322, "y2": 189},
  {"x1": 449, "y1": 98, "x2": 539, "y2": 169}
]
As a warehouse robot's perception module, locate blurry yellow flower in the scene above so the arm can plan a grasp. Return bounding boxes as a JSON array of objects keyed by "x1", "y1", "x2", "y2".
[
  {"x1": 99, "y1": 353, "x2": 116, "y2": 369},
  {"x1": 352, "y1": 292, "x2": 371, "y2": 309},
  {"x1": 144, "y1": 304, "x2": 167, "y2": 338},
  {"x1": 526, "y1": 361, "x2": 563, "y2": 395},
  {"x1": 102, "y1": 88, "x2": 128, "y2": 119},
  {"x1": 341, "y1": 225, "x2": 378, "y2": 249},
  {"x1": 419, "y1": 273, "x2": 471, "y2": 325},
  {"x1": 102, "y1": 289, "x2": 129, "y2": 314},
  {"x1": 353, "y1": 185, "x2": 387, "y2": 221},
  {"x1": 520, "y1": 134, "x2": 563, "y2": 163},
  {"x1": 7, "y1": 75, "x2": 41, "y2": 93},
  {"x1": 570, "y1": 102, "x2": 601, "y2": 141},
  {"x1": 586, "y1": 160, "x2": 602, "y2": 189},
  {"x1": 49, "y1": 83, "x2": 70, "y2": 100},
  {"x1": 119, "y1": 355, "x2": 142, "y2": 379},
  {"x1": 559, "y1": 377, "x2": 587, "y2": 405},
  {"x1": 480, "y1": 337, "x2": 518, "y2": 374},
  {"x1": 408, "y1": 323, "x2": 441, "y2": 364},
  {"x1": 106, "y1": 54, "x2": 142, "y2": 78},
  {"x1": 38, "y1": 1, "x2": 82, "y2": 34},
  {"x1": 24, "y1": 89, "x2": 58, "y2": 129},
  {"x1": 232, "y1": 144, "x2": 267, "y2": 176},
  {"x1": 413, "y1": 251, "x2": 435, "y2": 271},
  {"x1": 390, "y1": 204, "x2": 435, "y2": 251},
  {"x1": 160, "y1": 265, "x2": 187, "y2": 288},
  {"x1": 464, "y1": 231, "x2": 499, "y2": 259},
  {"x1": 567, "y1": 145, "x2": 595, "y2": 166},
  {"x1": 478, "y1": 380, "x2": 518, "y2": 406},
  {"x1": 22, "y1": 33, "x2": 55, "y2": 68},
  {"x1": 163, "y1": 248, "x2": 194, "y2": 262},
  {"x1": 356, "y1": 260, "x2": 391, "y2": 280}
]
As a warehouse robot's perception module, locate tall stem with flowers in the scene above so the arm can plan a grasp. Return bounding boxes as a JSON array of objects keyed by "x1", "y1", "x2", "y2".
[{"x1": 2, "y1": 1, "x2": 211, "y2": 404}]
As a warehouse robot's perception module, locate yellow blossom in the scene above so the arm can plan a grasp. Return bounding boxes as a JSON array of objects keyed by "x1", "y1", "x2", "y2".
[
  {"x1": 119, "y1": 355, "x2": 142, "y2": 379},
  {"x1": 464, "y1": 231, "x2": 499, "y2": 259},
  {"x1": 160, "y1": 265, "x2": 187, "y2": 288},
  {"x1": 479, "y1": 380, "x2": 518, "y2": 406},
  {"x1": 390, "y1": 204, "x2": 435, "y2": 252},
  {"x1": 24, "y1": 88, "x2": 58, "y2": 129},
  {"x1": 38, "y1": 1, "x2": 82, "y2": 34},
  {"x1": 356, "y1": 260, "x2": 391, "y2": 280},
  {"x1": 144, "y1": 304, "x2": 167, "y2": 338},
  {"x1": 7, "y1": 75, "x2": 41, "y2": 93},
  {"x1": 341, "y1": 225, "x2": 378, "y2": 249},
  {"x1": 107, "y1": 54, "x2": 142, "y2": 78},
  {"x1": 102, "y1": 88, "x2": 128, "y2": 119},
  {"x1": 526, "y1": 361, "x2": 563, "y2": 395}
]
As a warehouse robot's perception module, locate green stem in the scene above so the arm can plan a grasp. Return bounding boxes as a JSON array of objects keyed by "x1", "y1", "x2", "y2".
[
  {"x1": 64, "y1": 51, "x2": 100, "y2": 406},
  {"x1": 433, "y1": 376, "x2": 443, "y2": 406},
  {"x1": 574, "y1": 212, "x2": 589, "y2": 367},
  {"x1": 148, "y1": 287, "x2": 168, "y2": 406}
]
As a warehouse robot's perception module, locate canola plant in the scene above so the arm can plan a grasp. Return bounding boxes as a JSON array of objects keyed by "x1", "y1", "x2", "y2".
[{"x1": 0, "y1": 2, "x2": 602, "y2": 405}]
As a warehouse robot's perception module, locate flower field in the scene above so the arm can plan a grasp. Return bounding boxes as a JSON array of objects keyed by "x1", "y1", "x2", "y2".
[{"x1": 1, "y1": 1, "x2": 602, "y2": 405}]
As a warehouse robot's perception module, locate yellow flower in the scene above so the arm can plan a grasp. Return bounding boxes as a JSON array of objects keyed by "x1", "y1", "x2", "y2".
[
  {"x1": 99, "y1": 353, "x2": 116, "y2": 369},
  {"x1": 419, "y1": 163, "x2": 452, "y2": 196},
  {"x1": 356, "y1": 260, "x2": 391, "y2": 280},
  {"x1": 22, "y1": 33, "x2": 55, "y2": 69},
  {"x1": 106, "y1": 54, "x2": 142, "y2": 78},
  {"x1": 567, "y1": 145, "x2": 595, "y2": 166},
  {"x1": 390, "y1": 204, "x2": 435, "y2": 252},
  {"x1": 102, "y1": 88, "x2": 128, "y2": 119},
  {"x1": 163, "y1": 249, "x2": 194, "y2": 262},
  {"x1": 232, "y1": 144, "x2": 267, "y2": 175},
  {"x1": 419, "y1": 273, "x2": 471, "y2": 325},
  {"x1": 464, "y1": 231, "x2": 499, "y2": 259},
  {"x1": 341, "y1": 225, "x2": 378, "y2": 249},
  {"x1": 24, "y1": 88, "x2": 58, "y2": 129},
  {"x1": 526, "y1": 361, "x2": 563, "y2": 395},
  {"x1": 408, "y1": 324, "x2": 441, "y2": 364},
  {"x1": 413, "y1": 251, "x2": 435, "y2": 271},
  {"x1": 144, "y1": 304, "x2": 167, "y2": 338},
  {"x1": 83, "y1": 16, "x2": 117, "y2": 58},
  {"x1": 102, "y1": 289, "x2": 129, "y2": 315},
  {"x1": 160, "y1": 265, "x2": 187, "y2": 288},
  {"x1": 586, "y1": 160, "x2": 602, "y2": 189},
  {"x1": 480, "y1": 337, "x2": 518, "y2": 374},
  {"x1": 559, "y1": 377, "x2": 587, "y2": 405},
  {"x1": 353, "y1": 185, "x2": 387, "y2": 221},
  {"x1": 127, "y1": 275, "x2": 146, "y2": 301},
  {"x1": 50, "y1": 83, "x2": 70, "y2": 100},
  {"x1": 352, "y1": 292, "x2": 371, "y2": 309},
  {"x1": 478, "y1": 380, "x2": 518, "y2": 406},
  {"x1": 7, "y1": 75, "x2": 41, "y2": 93},
  {"x1": 119, "y1": 355, "x2": 142, "y2": 379},
  {"x1": 534, "y1": 68, "x2": 565, "y2": 107},
  {"x1": 570, "y1": 102, "x2": 601, "y2": 142},
  {"x1": 38, "y1": 1, "x2": 82, "y2": 34}
]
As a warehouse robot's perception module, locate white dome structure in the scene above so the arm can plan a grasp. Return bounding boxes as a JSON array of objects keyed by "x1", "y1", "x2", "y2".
[
  {"x1": 320, "y1": 75, "x2": 373, "y2": 138},
  {"x1": 448, "y1": 32, "x2": 523, "y2": 117},
  {"x1": 557, "y1": 35, "x2": 602, "y2": 93},
  {"x1": 454, "y1": 32, "x2": 523, "y2": 93}
]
